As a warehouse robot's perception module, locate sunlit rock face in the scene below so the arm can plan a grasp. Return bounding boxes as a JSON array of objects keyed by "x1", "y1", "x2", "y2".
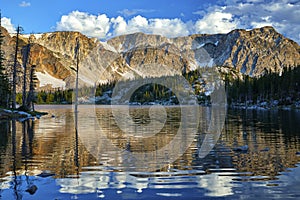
[
  {"x1": 212, "y1": 26, "x2": 300, "y2": 76},
  {"x1": 1, "y1": 26, "x2": 299, "y2": 90}
]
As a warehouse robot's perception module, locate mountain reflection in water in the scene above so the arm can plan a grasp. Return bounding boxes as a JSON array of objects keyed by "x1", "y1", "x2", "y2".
[{"x1": 0, "y1": 105, "x2": 300, "y2": 199}]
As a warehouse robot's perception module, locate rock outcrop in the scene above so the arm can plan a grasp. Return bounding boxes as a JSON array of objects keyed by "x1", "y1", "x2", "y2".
[{"x1": 1, "y1": 26, "x2": 299, "y2": 90}]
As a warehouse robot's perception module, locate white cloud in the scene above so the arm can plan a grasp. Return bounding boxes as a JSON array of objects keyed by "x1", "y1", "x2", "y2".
[
  {"x1": 148, "y1": 18, "x2": 190, "y2": 37},
  {"x1": 193, "y1": 10, "x2": 205, "y2": 16},
  {"x1": 56, "y1": 11, "x2": 110, "y2": 39},
  {"x1": 194, "y1": 11, "x2": 238, "y2": 34},
  {"x1": 250, "y1": 16, "x2": 273, "y2": 28},
  {"x1": 57, "y1": 11, "x2": 191, "y2": 39},
  {"x1": 118, "y1": 9, "x2": 155, "y2": 17},
  {"x1": 1, "y1": 17, "x2": 16, "y2": 33},
  {"x1": 111, "y1": 16, "x2": 127, "y2": 36},
  {"x1": 111, "y1": 15, "x2": 190, "y2": 38},
  {"x1": 19, "y1": 1, "x2": 31, "y2": 7},
  {"x1": 128, "y1": 15, "x2": 149, "y2": 32},
  {"x1": 196, "y1": 0, "x2": 300, "y2": 43},
  {"x1": 55, "y1": 1, "x2": 300, "y2": 44}
]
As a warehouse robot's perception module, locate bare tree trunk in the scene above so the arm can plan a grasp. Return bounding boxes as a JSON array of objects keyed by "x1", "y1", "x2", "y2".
[
  {"x1": 12, "y1": 26, "x2": 21, "y2": 110},
  {"x1": 22, "y1": 43, "x2": 30, "y2": 110},
  {"x1": 22, "y1": 43, "x2": 31, "y2": 110},
  {"x1": 74, "y1": 38, "x2": 80, "y2": 114},
  {"x1": 27, "y1": 65, "x2": 36, "y2": 111}
]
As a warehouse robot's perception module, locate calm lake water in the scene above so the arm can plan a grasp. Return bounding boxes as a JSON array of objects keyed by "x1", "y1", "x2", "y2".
[{"x1": 0, "y1": 105, "x2": 300, "y2": 200}]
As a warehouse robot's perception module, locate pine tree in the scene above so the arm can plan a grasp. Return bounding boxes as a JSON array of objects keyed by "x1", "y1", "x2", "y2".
[{"x1": 0, "y1": 12, "x2": 10, "y2": 108}]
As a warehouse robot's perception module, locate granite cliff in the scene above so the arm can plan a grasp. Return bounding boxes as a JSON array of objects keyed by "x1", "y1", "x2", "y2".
[{"x1": 1, "y1": 26, "x2": 299, "y2": 90}]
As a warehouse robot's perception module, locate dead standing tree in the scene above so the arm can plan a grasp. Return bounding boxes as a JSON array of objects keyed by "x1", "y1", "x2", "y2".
[
  {"x1": 21, "y1": 40, "x2": 31, "y2": 110},
  {"x1": 73, "y1": 38, "x2": 80, "y2": 170},
  {"x1": 73, "y1": 37, "x2": 80, "y2": 112},
  {"x1": 26, "y1": 65, "x2": 38, "y2": 111},
  {"x1": 12, "y1": 26, "x2": 23, "y2": 110}
]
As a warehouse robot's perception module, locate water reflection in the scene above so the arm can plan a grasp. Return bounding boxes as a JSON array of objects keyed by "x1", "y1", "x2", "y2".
[
  {"x1": 0, "y1": 119, "x2": 38, "y2": 200},
  {"x1": 11, "y1": 119, "x2": 22, "y2": 200},
  {"x1": 0, "y1": 106, "x2": 299, "y2": 199}
]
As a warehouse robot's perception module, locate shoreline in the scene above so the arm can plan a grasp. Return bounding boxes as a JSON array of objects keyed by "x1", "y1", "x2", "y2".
[
  {"x1": 1, "y1": 102, "x2": 299, "y2": 121},
  {"x1": 0, "y1": 108, "x2": 48, "y2": 120},
  {"x1": 229, "y1": 102, "x2": 300, "y2": 111}
]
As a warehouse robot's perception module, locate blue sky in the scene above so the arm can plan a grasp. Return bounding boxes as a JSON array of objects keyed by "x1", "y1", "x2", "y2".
[{"x1": 0, "y1": 0, "x2": 299, "y2": 43}]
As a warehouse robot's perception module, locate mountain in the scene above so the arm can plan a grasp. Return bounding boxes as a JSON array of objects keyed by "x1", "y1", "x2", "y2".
[{"x1": 1, "y1": 26, "x2": 299, "y2": 90}]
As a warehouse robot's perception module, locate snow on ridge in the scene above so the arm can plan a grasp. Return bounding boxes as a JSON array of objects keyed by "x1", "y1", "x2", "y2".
[
  {"x1": 23, "y1": 33, "x2": 44, "y2": 40},
  {"x1": 196, "y1": 58, "x2": 215, "y2": 68},
  {"x1": 98, "y1": 79, "x2": 109, "y2": 85},
  {"x1": 117, "y1": 44, "x2": 122, "y2": 52},
  {"x1": 11, "y1": 33, "x2": 50, "y2": 40},
  {"x1": 78, "y1": 75, "x2": 96, "y2": 86},
  {"x1": 35, "y1": 71, "x2": 66, "y2": 89},
  {"x1": 192, "y1": 43, "x2": 205, "y2": 50},
  {"x1": 32, "y1": 33, "x2": 45, "y2": 40},
  {"x1": 93, "y1": 38, "x2": 98, "y2": 43},
  {"x1": 100, "y1": 41, "x2": 118, "y2": 53},
  {"x1": 192, "y1": 41, "x2": 219, "y2": 50},
  {"x1": 189, "y1": 61, "x2": 198, "y2": 71},
  {"x1": 208, "y1": 58, "x2": 215, "y2": 67}
]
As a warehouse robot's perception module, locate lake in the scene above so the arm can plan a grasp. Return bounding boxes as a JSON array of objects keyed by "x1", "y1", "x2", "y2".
[{"x1": 0, "y1": 105, "x2": 300, "y2": 200}]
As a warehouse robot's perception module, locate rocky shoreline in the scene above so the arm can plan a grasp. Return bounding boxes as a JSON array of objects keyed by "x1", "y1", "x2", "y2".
[
  {"x1": 230, "y1": 100, "x2": 300, "y2": 110},
  {"x1": 0, "y1": 108, "x2": 48, "y2": 120}
]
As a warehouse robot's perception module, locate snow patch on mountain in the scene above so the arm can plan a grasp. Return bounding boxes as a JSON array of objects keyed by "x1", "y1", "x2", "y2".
[
  {"x1": 100, "y1": 41, "x2": 118, "y2": 53},
  {"x1": 17, "y1": 33, "x2": 50, "y2": 40},
  {"x1": 197, "y1": 58, "x2": 215, "y2": 67},
  {"x1": 192, "y1": 43, "x2": 205, "y2": 50},
  {"x1": 35, "y1": 71, "x2": 66, "y2": 89}
]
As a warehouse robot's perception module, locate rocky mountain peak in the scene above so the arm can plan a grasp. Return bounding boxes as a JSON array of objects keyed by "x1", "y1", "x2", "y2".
[
  {"x1": 1, "y1": 25, "x2": 299, "y2": 90},
  {"x1": 33, "y1": 31, "x2": 97, "y2": 59},
  {"x1": 211, "y1": 26, "x2": 300, "y2": 76},
  {"x1": 107, "y1": 32, "x2": 171, "y2": 53}
]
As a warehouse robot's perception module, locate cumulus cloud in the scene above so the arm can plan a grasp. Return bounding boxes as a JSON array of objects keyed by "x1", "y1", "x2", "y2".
[
  {"x1": 196, "y1": 0, "x2": 300, "y2": 43},
  {"x1": 111, "y1": 15, "x2": 189, "y2": 38},
  {"x1": 1, "y1": 17, "x2": 16, "y2": 33},
  {"x1": 127, "y1": 15, "x2": 149, "y2": 33},
  {"x1": 55, "y1": 1, "x2": 300, "y2": 44},
  {"x1": 19, "y1": 1, "x2": 31, "y2": 7},
  {"x1": 56, "y1": 11, "x2": 111, "y2": 39},
  {"x1": 56, "y1": 11, "x2": 191, "y2": 39},
  {"x1": 111, "y1": 16, "x2": 127, "y2": 36},
  {"x1": 147, "y1": 18, "x2": 190, "y2": 37},
  {"x1": 194, "y1": 11, "x2": 238, "y2": 34}
]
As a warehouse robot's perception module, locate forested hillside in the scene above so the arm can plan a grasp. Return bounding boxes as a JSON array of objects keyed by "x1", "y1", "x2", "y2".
[{"x1": 30, "y1": 65, "x2": 300, "y2": 109}]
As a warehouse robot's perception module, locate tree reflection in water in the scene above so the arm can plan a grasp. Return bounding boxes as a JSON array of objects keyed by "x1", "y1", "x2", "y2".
[
  {"x1": 11, "y1": 119, "x2": 22, "y2": 200},
  {"x1": 0, "y1": 107, "x2": 299, "y2": 199},
  {"x1": 9, "y1": 119, "x2": 38, "y2": 199}
]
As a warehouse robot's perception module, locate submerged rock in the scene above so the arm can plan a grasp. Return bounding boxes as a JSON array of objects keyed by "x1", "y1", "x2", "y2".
[
  {"x1": 260, "y1": 147, "x2": 270, "y2": 152},
  {"x1": 37, "y1": 171, "x2": 55, "y2": 178},
  {"x1": 26, "y1": 185, "x2": 38, "y2": 195},
  {"x1": 233, "y1": 145, "x2": 249, "y2": 152}
]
